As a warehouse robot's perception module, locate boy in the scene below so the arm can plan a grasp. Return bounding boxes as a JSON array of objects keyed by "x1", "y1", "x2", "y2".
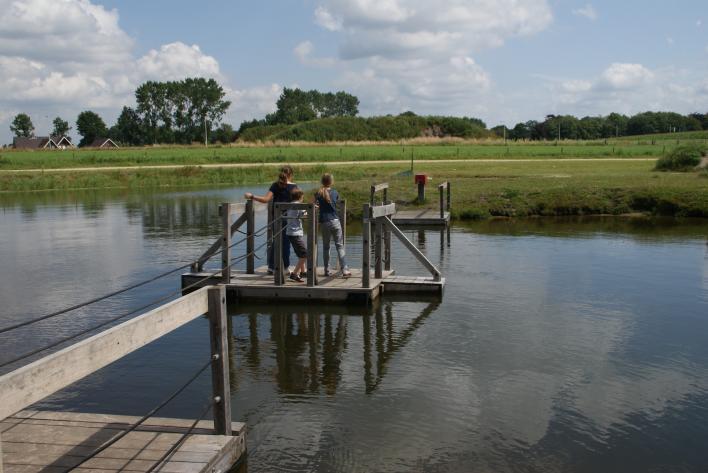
[{"x1": 285, "y1": 188, "x2": 307, "y2": 282}]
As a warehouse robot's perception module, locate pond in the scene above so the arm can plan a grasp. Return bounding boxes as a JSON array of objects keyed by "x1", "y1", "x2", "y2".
[{"x1": 1, "y1": 186, "x2": 707, "y2": 472}]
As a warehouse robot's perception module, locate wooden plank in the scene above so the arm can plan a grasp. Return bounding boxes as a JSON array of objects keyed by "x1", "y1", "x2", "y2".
[
  {"x1": 370, "y1": 183, "x2": 389, "y2": 193},
  {"x1": 370, "y1": 203, "x2": 396, "y2": 218},
  {"x1": 383, "y1": 217, "x2": 442, "y2": 282},
  {"x1": 446, "y1": 181, "x2": 451, "y2": 212},
  {"x1": 439, "y1": 185, "x2": 444, "y2": 218},
  {"x1": 374, "y1": 219, "x2": 383, "y2": 279},
  {"x1": 221, "y1": 203, "x2": 231, "y2": 284},
  {"x1": 246, "y1": 199, "x2": 255, "y2": 274},
  {"x1": 274, "y1": 204, "x2": 284, "y2": 286},
  {"x1": 307, "y1": 203, "x2": 316, "y2": 287},
  {"x1": 0, "y1": 288, "x2": 209, "y2": 421},
  {"x1": 1, "y1": 430, "x2": 4, "y2": 473},
  {"x1": 208, "y1": 286, "x2": 231, "y2": 436}
]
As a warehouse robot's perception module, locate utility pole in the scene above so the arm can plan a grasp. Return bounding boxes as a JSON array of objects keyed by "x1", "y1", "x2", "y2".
[
  {"x1": 503, "y1": 126, "x2": 507, "y2": 144},
  {"x1": 204, "y1": 117, "x2": 208, "y2": 147},
  {"x1": 557, "y1": 122, "x2": 561, "y2": 141}
]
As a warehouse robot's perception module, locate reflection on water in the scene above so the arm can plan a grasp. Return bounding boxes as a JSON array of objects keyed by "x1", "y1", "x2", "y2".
[{"x1": 1, "y1": 187, "x2": 708, "y2": 472}]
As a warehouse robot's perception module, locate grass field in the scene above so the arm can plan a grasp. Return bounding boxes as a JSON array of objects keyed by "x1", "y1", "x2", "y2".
[
  {"x1": 2, "y1": 159, "x2": 706, "y2": 219},
  {"x1": 1, "y1": 139, "x2": 706, "y2": 170}
]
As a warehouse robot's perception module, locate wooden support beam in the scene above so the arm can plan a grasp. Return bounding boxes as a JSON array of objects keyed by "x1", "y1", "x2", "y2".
[
  {"x1": 371, "y1": 203, "x2": 396, "y2": 219},
  {"x1": 362, "y1": 204, "x2": 371, "y2": 288},
  {"x1": 208, "y1": 286, "x2": 232, "y2": 436},
  {"x1": 1, "y1": 431, "x2": 4, "y2": 473},
  {"x1": 266, "y1": 201, "x2": 274, "y2": 270},
  {"x1": 221, "y1": 203, "x2": 232, "y2": 284},
  {"x1": 384, "y1": 217, "x2": 442, "y2": 282},
  {"x1": 371, "y1": 183, "x2": 389, "y2": 194},
  {"x1": 446, "y1": 182, "x2": 451, "y2": 212},
  {"x1": 439, "y1": 185, "x2": 444, "y2": 219},
  {"x1": 307, "y1": 203, "x2": 317, "y2": 287},
  {"x1": 192, "y1": 212, "x2": 248, "y2": 272},
  {"x1": 246, "y1": 199, "x2": 255, "y2": 274},
  {"x1": 0, "y1": 288, "x2": 210, "y2": 421},
  {"x1": 374, "y1": 219, "x2": 383, "y2": 279}
]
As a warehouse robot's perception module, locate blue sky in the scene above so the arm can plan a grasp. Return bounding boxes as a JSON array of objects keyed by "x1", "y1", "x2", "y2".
[{"x1": 0, "y1": 0, "x2": 706, "y2": 142}]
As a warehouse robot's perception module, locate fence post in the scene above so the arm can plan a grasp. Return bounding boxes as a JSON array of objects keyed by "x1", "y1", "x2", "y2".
[
  {"x1": 274, "y1": 204, "x2": 284, "y2": 286},
  {"x1": 221, "y1": 203, "x2": 231, "y2": 284},
  {"x1": 362, "y1": 204, "x2": 371, "y2": 288},
  {"x1": 208, "y1": 285, "x2": 232, "y2": 436},
  {"x1": 246, "y1": 199, "x2": 255, "y2": 274},
  {"x1": 266, "y1": 201, "x2": 273, "y2": 272},
  {"x1": 374, "y1": 219, "x2": 383, "y2": 279},
  {"x1": 439, "y1": 185, "x2": 444, "y2": 219},
  {"x1": 307, "y1": 203, "x2": 317, "y2": 287}
]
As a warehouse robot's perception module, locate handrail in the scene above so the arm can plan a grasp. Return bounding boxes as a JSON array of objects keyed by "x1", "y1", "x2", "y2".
[{"x1": 191, "y1": 202, "x2": 252, "y2": 272}]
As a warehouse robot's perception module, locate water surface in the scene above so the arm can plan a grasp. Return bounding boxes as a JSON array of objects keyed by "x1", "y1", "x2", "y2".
[{"x1": 1, "y1": 187, "x2": 707, "y2": 472}]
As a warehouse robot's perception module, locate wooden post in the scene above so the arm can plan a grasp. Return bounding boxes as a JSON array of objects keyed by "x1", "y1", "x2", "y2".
[
  {"x1": 1, "y1": 432, "x2": 4, "y2": 473},
  {"x1": 374, "y1": 219, "x2": 383, "y2": 279},
  {"x1": 384, "y1": 199, "x2": 391, "y2": 272},
  {"x1": 362, "y1": 204, "x2": 371, "y2": 288},
  {"x1": 418, "y1": 181, "x2": 425, "y2": 203},
  {"x1": 307, "y1": 203, "x2": 317, "y2": 287},
  {"x1": 220, "y1": 203, "x2": 231, "y2": 284},
  {"x1": 446, "y1": 182, "x2": 451, "y2": 213},
  {"x1": 274, "y1": 204, "x2": 284, "y2": 286},
  {"x1": 208, "y1": 286, "x2": 232, "y2": 436},
  {"x1": 439, "y1": 185, "x2": 444, "y2": 219},
  {"x1": 246, "y1": 199, "x2": 255, "y2": 274},
  {"x1": 266, "y1": 201, "x2": 274, "y2": 270},
  {"x1": 339, "y1": 199, "x2": 347, "y2": 247}
]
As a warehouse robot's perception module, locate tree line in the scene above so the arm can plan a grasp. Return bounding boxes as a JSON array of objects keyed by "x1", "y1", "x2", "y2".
[{"x1": 8, "y1": 77, "x2": 708, "y2": 146}]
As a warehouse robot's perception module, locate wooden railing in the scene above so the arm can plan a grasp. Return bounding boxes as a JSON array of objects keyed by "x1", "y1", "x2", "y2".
[
  {"x1": 438, "y1": 182, "x2": 451, "y2": 219},
  {"x1": 0, "y1": 284, "x2": 234, "y2": 472}
]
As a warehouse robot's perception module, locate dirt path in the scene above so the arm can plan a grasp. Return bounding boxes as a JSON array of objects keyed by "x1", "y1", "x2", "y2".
[{"x1": 0, "y1": 157, "x2": 656, "y2": 174}]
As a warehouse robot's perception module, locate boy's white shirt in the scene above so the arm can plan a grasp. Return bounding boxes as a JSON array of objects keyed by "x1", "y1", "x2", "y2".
[{"x1": 285, "y1": 208, "x2": 306, "y2": 236}]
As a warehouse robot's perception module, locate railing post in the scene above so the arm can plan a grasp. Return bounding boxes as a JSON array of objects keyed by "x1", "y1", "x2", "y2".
[
  {"x1": 362, "y1": 204, "x2": 371, "y2": 288},
  {"x1": 246, "y1": 198, "x2": 255, "y2": 274},
  {"x1": 383, "y1": 197, "x2": 391, "y2": 272},
  {"x1": 221, "y1": 203, "x2": 231, "y2": 284},
  {"x1": 208, "y1": 285, "x2": 232, "y2": 436},
  {"x1": 439, "y1": 184, "x2": 444, "y2": 219},
  {"x1": 446, "y1": 182, "x2": 451, "y2": 213},
  {"x1": 307, "y1": 203, "x2": 317, "y2": 287},
  {"x1": 374, "y1": 218, "x2": 383, "y2": 279},
  {"x1": 267, "y1": 201, "x2": 274, "y2": 272},
  {"x1": 274, "y1": 204, "x2": 284, "y2": 286},
  {"x1": 1, "y1": 432, "x2": 4, "y2": 473}
]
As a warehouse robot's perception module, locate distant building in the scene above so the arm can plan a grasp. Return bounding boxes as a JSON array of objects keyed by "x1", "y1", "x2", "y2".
[
  {"x1": 12, "y1": 135, "x2": 75, "y2": 150},
  {"x1": 89, "y1": 138, "x2": 119, "y2": 148}
]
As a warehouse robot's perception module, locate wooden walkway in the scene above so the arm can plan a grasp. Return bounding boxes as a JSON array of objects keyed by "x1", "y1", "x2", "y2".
[
  {"x1": 392, "y1": 209, "x2": 450, "y2": 226},
  {"x1": 182, "y1": 267, "x2": 443, "y2": 303},
  {"x1": 1, "y1": 410, "x2": 245, "y2": 473}
]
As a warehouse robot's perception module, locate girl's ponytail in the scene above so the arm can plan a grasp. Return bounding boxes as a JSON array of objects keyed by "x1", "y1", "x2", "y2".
[
  {"x1": 277, "y1": 171, "x2": 288, "y2": 188},
  {"x1": 317, "y1": 173, "x2": 333, "y2": 203}
]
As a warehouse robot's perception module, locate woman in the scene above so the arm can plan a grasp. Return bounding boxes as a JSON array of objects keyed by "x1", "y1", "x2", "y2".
[
  {"x1": 244, "y1": 165, "x2": 297, "y2": 274},
  {"x1": 314, "y1": 173, "x2": 351, "y2": 277}
]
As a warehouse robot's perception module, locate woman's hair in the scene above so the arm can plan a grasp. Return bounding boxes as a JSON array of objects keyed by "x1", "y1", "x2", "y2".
[
  {"x1": 290, "y1": 188, "x2": 304, "y2": 201},
  {"x1": 280, "y1": 165, "x2": 294, "y2": 178},
  {"x1": 317, "y1": 173, "x2": 334, "y2": 203},
  {"x1": 277, "y1": 171, "x2": 288, "y2": 188}
]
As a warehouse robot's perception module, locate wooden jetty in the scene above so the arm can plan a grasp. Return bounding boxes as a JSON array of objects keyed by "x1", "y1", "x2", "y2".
[
  {"x1": 1, "y1": 411, "x2": 245, "y2": 473},
  {"x1": 183, "y1": 183, "x2": 445, "y2": 303},
  {"x1": 392, "y1": 181, "x2": 451, "y2": 226},
  {"x1": 0, "y1": 286, "x2": 246, "y2": 473}
]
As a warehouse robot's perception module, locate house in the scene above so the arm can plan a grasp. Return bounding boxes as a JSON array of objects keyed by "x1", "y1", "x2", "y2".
[
  {"x1": 12, "y1": 135, "x2": 75, "y2": 150},
  {"x1": 89, "y1": 138, "x2": 119, "y2": 148}
]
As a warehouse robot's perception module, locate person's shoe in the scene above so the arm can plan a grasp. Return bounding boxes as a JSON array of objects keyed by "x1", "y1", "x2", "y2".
[
  {"x1": 341, "y1": 269, "x2": 352, "y2": 278},
  {"x1": 324, "y1": 269, "x2": 331, "y2": 277},
  {"x1": 289, "y1": 272, "x2": 304, "y2": 283}
]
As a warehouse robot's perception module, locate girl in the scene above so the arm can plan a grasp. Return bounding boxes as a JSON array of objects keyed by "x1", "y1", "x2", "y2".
[
  {"x1": 315, "y1": 173, "x2": 351, "y2": 277},
  {"x1": 244, "y1": 165, "x2": 297, "y2": 274}
]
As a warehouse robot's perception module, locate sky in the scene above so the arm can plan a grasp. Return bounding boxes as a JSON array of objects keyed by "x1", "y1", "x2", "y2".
[{"x1": 1, "y1": 0, "x2": 707, "y2": 143}]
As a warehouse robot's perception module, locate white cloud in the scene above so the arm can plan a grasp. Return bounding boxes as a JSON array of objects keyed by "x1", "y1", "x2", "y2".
[
  {"x1": 136, "y1": 42, "x2": 221, "y2": 81},
  {"x1": 309, "y1": 0, "x2": 552, "y2": 118},
  {"x1": 550, "y1": 63, "x2": 708, "y2": 117},
  {"x1": 293, "y1": 40, "x2": 336, "y2": 67},
  {"x1": 226, "y1": 84, "x2": 283, "y2": 124},
  {"x1": 573, "y1": 4, "x2": 597, "y2": 21}
]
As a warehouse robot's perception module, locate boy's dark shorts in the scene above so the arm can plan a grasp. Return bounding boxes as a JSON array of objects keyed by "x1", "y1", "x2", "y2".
[{"x1": 288, "y1": 235, "x2": 307, "y2": 258}]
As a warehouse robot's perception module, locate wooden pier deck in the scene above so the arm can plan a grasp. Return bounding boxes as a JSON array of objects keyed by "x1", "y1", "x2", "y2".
[
  {"x1": 182, "y1": 267, "x2": 443, "y2": 303},
  {"x1": 1, "y1": 411, "x2": 245, "y2": 473},
  {"x1": 392, "y1": 209, "x2": 451, "y2": 226}
]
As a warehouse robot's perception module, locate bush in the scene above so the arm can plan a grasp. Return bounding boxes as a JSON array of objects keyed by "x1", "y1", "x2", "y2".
[{"x1": 654, "y1": 144, "x2": 707, "y2": 171}]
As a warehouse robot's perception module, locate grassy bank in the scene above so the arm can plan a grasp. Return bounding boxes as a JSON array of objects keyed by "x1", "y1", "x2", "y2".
[
  {"x1": 3, "y1": 160, "x2": 707, "y2": 219},
  {"x1": 0, "y1": 142, "x2": 686, "y2": 170}
]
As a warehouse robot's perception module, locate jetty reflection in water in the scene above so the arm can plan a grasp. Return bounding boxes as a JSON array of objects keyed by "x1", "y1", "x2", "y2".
[{"x1": 229, "y1": 296, "x2": 440, "y2": 397}]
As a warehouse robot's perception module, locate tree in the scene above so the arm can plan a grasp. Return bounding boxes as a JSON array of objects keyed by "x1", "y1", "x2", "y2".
[
  {"x1": 10, "y1": 113, "x2": 34, "y2": 138},
  {"x1": 266, "y1": 88, "x2": 359, "y2": 125},
  {"x1": 110, "y1": 106, "x2": 144, "y2": 146},
  {"x1": 211, "y1": 123, "x2": 236, "y2": 144},
  {"x1": 76, "y1": 111, "x2": 108, "y2": 147},
  {"x1": 51, "y1": 117, "x2": 71, "y2": 137}
]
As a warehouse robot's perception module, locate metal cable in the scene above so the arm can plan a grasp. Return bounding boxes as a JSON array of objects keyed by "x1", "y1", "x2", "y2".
[
  {"x1": 145, "y1": 400, "x2": 214, "y2": 473},
  {"x1": 0, "y1": 218, "x2": 277, "y2": 336},
  {"x1": 67, "y1": 358, "x2": 213, "y2": 472}
]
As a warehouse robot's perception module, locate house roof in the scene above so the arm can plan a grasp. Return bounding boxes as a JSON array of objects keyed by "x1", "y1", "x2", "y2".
[
  {"x1": 13, "y1": 137, "x2": 52, "y2": 149},
  {"x1": 88, "y1": 138, "x2": 118, "y2": 148}
]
